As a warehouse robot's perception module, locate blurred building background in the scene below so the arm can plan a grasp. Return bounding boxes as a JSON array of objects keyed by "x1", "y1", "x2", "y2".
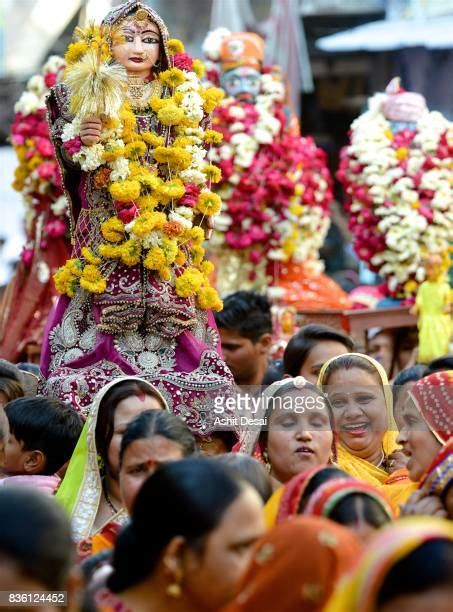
[{"x1": 0, "y1": 0, "x2": 452, "y2": 283}]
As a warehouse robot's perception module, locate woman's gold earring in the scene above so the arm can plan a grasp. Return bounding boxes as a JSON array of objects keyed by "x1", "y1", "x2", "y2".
[{"x1": 166, "y1": 582, "x2": 182, "y2": 598}]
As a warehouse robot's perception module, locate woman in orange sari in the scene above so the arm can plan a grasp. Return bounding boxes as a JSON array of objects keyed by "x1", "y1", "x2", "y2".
[{"x1": 223, "y1": 516, "x2": 362, "y2": 612}]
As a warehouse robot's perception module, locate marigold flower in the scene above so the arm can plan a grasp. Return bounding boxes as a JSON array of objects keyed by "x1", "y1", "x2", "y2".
[
  {"x1": 141, "y1": 132, "x2": 165, "y2": 147},
  {"x1": 144, "y1": 246, "x2": 166, "y2": 271},
  {"x1": 167, "y1": 38, "x2": 185, "y2": 55},
  {"x1": 109, "y1": 179, "x2": 141, "y2": 202},
  {"x1": 124, "y1": 141, "x2": 147, "y2": 159},
  {"x1": 64, "y1": 41, "x2": 88, "y2": 64},
  {"x1": 203, "y1": 164, "x2": 222, "y2": 183},
  {"x1": 159, "y1": 68, "x2": 186, "y2": 89},
  {"x1": 80, "y1": 264, "x2": 107, "y2": 294},
  {"x1": 81, "y1": 247, "x2": 101, "y2": 265},
  {"x1": 175, "y1": 268, "x2": 204, "y2": 297},
  {"x1": 93, "y1": 167, "x2": 111, "y2": 189},
  {"x1": 157, "y1": 104, "x2": 185, "y2": 127},
  {"x1": 204, "y1": 129, "x2": 223, "y2": 144},
  {"x1": 101, "y1": 217, "x2": 125, "y2": 243},
  {"x1": 163, "y1": 221, "x2": 185, "y2": 238},
  {"x1": 197, "y1": 286, "x2": 223, "y2": 311},
  {"x1": 196, "y1": 190, "x2": 222, "y2": 216},
  {"x1": 192, "y1": 59, "x2": 205, "y2": 79}
]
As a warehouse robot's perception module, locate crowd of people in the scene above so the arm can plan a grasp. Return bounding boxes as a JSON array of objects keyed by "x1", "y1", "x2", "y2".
[
  {"x1": 0, "y1": 288, "x2": 451, "y2": 611},
  {"x1": 0, "y1": 0, "x2": 451, "y2": 610}
]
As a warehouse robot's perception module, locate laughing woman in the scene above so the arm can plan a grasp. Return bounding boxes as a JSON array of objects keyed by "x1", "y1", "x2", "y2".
[{"x1": 318, "y1": 353, "x2": 416, "y2": 508}]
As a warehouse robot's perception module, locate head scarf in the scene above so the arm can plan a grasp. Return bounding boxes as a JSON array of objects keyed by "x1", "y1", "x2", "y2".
[
  {"x1": 318, "y1": 353, "x2": 399, "y2": 458},
  {"x1": 55, "y1": 376, "x2": 168, "y2": 541},
  {"x1": 409, "y1": 371, "x2": 452, "y2": 445},
  {"x1": 225, "y1": 516, "x2": 362, "y2": 612},
  {"x1": 418, "y1": 439, "x2": 453, "y2": 498},
  {"x1": 239, "y1": 376, "x2": 337, "y2": 459},
  {"x1": 102, "y1": 0, "x2": 170, "y2": 71},
  {"x1": 324, "y1": 517, "x2": 453, "y2": 612},
  {"x1": 275, "y1": 465, "x2": 347, "y2": 524},
  {"x1": 304, "y1": 478, "x2": 396, "y2": 520}
]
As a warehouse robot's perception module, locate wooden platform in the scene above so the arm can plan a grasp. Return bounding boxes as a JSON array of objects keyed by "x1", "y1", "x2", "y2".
[{"x1": 296, "y1": 306, "x2": 417, "y2": 351}]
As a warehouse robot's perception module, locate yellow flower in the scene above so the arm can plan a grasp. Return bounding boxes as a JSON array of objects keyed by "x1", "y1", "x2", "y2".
[
  {"x1": 201, "y1": 87, "x2": 225, "y2": 113},
  {"x1": 192, "y1": 59, "x2": 205, "y2": 79},
  {"x1": 196, "y1": 190, "x2": 222, "y2": 216},
  {"x1": 167, "y1": 38, "x2": 185, "y2": 55},
  {"x1": 150, "y1": 97, "x2": 167, "y2": 112},
  {"x1": 197, "y1": 286, "x2": 223, "y2": 311},
  {"x1": 131, "y1": 211, "x2": 166, "y2": 237},
  {"x1": 54, "y1": 259, "x2": 83, "y2": 297},
  {"x1": 141, "y1": 132, "x2": 165, "y2": 147},
  {"x1": 384, "y1": 128, "x2": 394, "y2": 141},
  {"x1": 109, "y1": 180, "x2": 141, "y2": 202},
  {"x1": 396, "y1": 147, "x2": 408, "y2": 161},
  {"x1": 175, "y1": 249, "x2": 186, "y2": 265},
  {"x1": 124, "y1": 141, "x2": 147, "y2": 159},
  {"x1": 101, "y1": 217, "x2": 125, "y2": 243},
  {"x1": 144, "y1": 246, "x2": 166, "y2": 271},
  {"x1": 204, "y1": 129, "x2": 223, "y2": 144},
  {"x1": 119, "y1": 239, "x2": 141, "y2": 266},
  {"x1": 153, "y1": 146, "x2": 192, "y2": 171},
  {"x1": 203, "y1": 164, "x2": 222, "y2": 183},
  {"x1": 289, "y1": 203, "x2": 304, "y2": 216},
  {"x1": 102, "y1": 146, "x2": 125, "y2": 162},
  {"x1": 98, "y1": 243, "x2": 120, "y2": 259},
  {"x1": 120, "y1": 106, "x2": 137, "y2": 132},
  {"x1": 81, "y1": 247, "x2": 101, "y2": 265},
  {"x1": 158, "y1": 267, "x2": 171, "y2": 281},
  {"x1": 156, "y1": 179, "x2": 186, "y2": 203},
  {"x1": 175, "y1": 268, "x2": 204, "y2": 297},
  {"x1": 188, "y1": 226, "x2": 205, "y2": 244},
  {"x1": 173, "y1": 135, "x2": 192, "y2": 148},
  {"x1": 190, "y1": 244, "x2": 205, "y2": 266},
  {"x1": 138, "y1": 173, "x2": 162, "y2": 193},
  {"x1": 64, "y1": 41, "x2": 88, "y2": 64},
  {"x1": 80, "y1": 265, "x2": 107, "y2": 294},
  {"x1": 200, "y1": 260, "x2": 214, "y2": 277},
  {"x1": 282, "y1": 239, "x2": 296, "y2": 258},
  {"x1": 294, "y1": 184, "x2": 304, "y2": 196},
  {"x1": 162, "y1": 238, "x2": 178, "y2": 264},
  {"x1": 136, "y1": 194, "x2": 159, "y2": 210},
  {"x1": 159, "y1": 68, "x2": 186, "y2": 88},
  {"x1": 158, "y1": 104, "x2": 185, "y2": 127}
]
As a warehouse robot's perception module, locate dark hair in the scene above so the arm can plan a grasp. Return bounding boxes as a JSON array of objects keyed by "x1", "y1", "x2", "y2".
[
  {"x1": 297, "y1": 467, "x2": 348, "y2": 513},
  {"x1": 392, "y1": 365, "x2": 427, "y2": 404},
  {"x1": 17, "y1": 363, "x2": 41, "y2": 377},
  {"x1": 319, "y1": 353, "x2": 381, "y2": 386},
  {"x1": 262, "y1": 359, "x2": 285, "y2": 386},
  {"x1": 328, "y1": 493, "x2": 391, "y2": 529},
  {"x1": 283, "y1": 324, "x2": 354, "y2": 377},
  {"x1": 0, "y1": 377, "x2": 24, "y2": 404},
  {"x1": 377, "y1": 539, "x2": 453, "y2": 606},
  {"x1": 5, "y1": 397, "x2": 83, "y2": 475},
  {"x1": 215, "y1": 453, "x2": 273, "y2": 503},
  {"x1": 108, "y1": 458, "x2": 248, "y2": 593},
  {"x1": 95, "y1": 380, "x2": 165, "y2": 467},
  {"x1": 0, "y1": 407, "x2": 9, "y2": 446},
  {"x1": 120, "y1": 410, "x2": 196, "y2": 465},
  {"x1": 424, "y1": 355, "x2": 453, "y2": 376},
  {"x1": 0, "y1": 488, "x2": 73, "y2": 590},
  {"x1": 214, "y1": 291, "x2": 272, "y2": 342}
]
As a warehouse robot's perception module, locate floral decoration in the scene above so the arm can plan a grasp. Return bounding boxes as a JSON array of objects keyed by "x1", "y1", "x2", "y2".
[
  {"x1": 338, "y1": 96, "x2": 453, "y2": 298},
  {"x1": 11, "y1": 55, "x2": 68, "y2": 267}
]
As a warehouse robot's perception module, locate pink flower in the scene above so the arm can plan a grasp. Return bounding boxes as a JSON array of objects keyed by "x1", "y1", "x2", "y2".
[
  {"x1": 11, "y1": 134, "x2": 25, "y2": 145},
  {"x1": 45, "y1": 219, "x2": 66, "y2": 238},
  {"x1": 173, "y1": 52, "x2": 193, "y2": 71},
  {"x1": 36, "y1": 138, "x2": 54, "y2": 157},
  {"x1": 179, "y1": 184, "x2": 200, "y2": 207},
  {"x1": 21, "y1": 248, "x2": 34, "y2": 267},
  {"x1": 37, "y1": 162, "x2": 56, "y2": 180},
  {"x1": 249, "y1": 250, "x2": 261, "y2": 264},
  {"x1": 117, "y1": 205, "x2": 138, "y2": 224},
  {"x1": 62, "y1": 136, "x2": 82, "y2": 156},
  {"x1": 44, "y1": 72, "x2": 57, "y2": 88}
]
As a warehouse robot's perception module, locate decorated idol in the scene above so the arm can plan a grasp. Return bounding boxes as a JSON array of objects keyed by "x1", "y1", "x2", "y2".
[
  {"x1": 203, "y1": 29, "x2": 350, "y2": 310},
  {"x1": 338, "y1": 78, "x2": 452, "y2": 300},
  {"x1": 39, "y1": 1, "x2": 233, "y2": 434}
]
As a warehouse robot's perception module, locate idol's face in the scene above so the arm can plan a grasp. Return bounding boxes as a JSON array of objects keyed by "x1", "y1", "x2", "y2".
[
  {"x1": 112, "y1": 18, "x2": 161, "y2": 79},
  {"x1": 221, "y1": 66, "x2": 261, "y2": 102}
]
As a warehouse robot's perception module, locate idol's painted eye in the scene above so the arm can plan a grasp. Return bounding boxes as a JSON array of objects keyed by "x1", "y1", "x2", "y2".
[{"x1": 143, "y1": 36, "x2": 160, "y2": 45}]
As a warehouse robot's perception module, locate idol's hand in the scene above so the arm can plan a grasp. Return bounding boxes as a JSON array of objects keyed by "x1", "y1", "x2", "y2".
[{"x1": 80, "y1": 116, "x2": 102, "y2": 146}]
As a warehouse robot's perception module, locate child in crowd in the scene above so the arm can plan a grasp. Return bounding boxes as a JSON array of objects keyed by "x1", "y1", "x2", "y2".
[{"x1": 2, "y1": 397, "x2": 83, "y2": 493}]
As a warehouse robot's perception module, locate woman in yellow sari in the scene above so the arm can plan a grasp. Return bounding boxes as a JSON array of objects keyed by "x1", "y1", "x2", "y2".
[{"x1": 318, "y1": 353, "x2": 416, "y2": 508}]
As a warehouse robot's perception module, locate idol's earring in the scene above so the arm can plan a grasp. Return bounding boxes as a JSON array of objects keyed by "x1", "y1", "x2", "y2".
[
  {"x1": 166, "y1": 582, "x2": 182, "y2": 598},
  {"x1": 154, "y1": 59, "x2": 161, "y2": 69}
]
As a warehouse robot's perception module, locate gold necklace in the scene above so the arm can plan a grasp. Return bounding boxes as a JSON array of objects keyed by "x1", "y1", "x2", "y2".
[{"x1": 127, "y1": 76, "x2": 163, "y2": 110}]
